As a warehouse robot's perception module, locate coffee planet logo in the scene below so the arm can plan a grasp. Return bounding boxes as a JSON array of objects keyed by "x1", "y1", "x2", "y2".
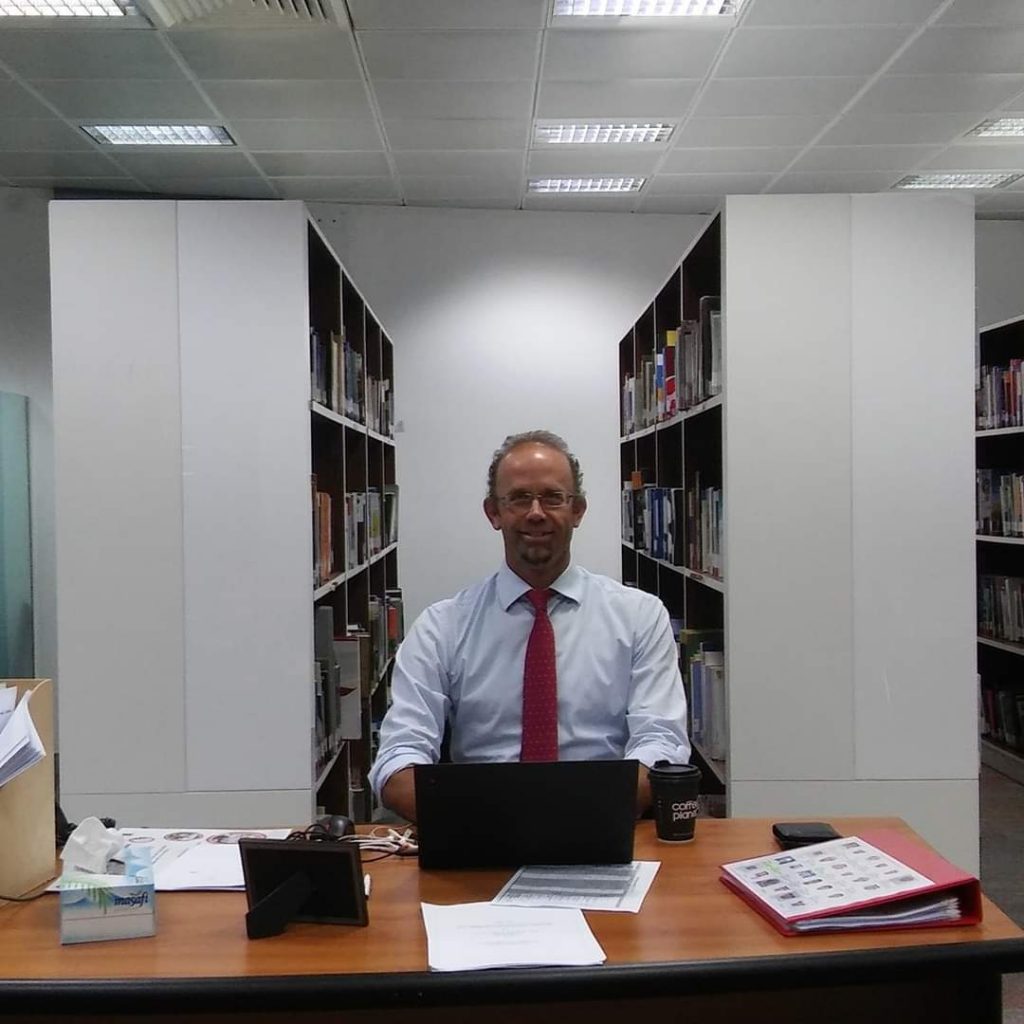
[{"x1": 672, "y1": 799, "x2": 699, "y2": 823}]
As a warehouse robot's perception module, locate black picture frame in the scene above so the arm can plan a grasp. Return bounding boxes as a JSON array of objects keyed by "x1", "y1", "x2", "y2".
[{"x1": 239, "y1": 838, "x2": 368, "y2": 939}]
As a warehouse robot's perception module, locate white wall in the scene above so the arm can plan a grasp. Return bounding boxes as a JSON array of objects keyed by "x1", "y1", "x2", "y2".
[
  {"x1": 0, "y1": 186, "x2": 55, "y2": 688},
  {"x1": 311, "y1": 204, "x2": 706, "y2": 622},
  {"x1": 976, "y1": 219, "x2": 1024, "y2": 329}
]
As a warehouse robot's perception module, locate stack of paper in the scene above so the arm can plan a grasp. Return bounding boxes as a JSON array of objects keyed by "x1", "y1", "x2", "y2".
[{"x1": 0, "y1": 685, "x2": 45, "y2": 788}]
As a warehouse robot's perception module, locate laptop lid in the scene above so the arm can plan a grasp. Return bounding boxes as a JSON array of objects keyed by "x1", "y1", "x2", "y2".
[{"x1": 413, "y1": 759, "x2": 638, "y2": 870}]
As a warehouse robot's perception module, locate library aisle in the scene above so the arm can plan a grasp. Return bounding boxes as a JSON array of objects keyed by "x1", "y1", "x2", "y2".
[{"x1": 982, "y1": 764, "x2": 1024, "y2": 1022}]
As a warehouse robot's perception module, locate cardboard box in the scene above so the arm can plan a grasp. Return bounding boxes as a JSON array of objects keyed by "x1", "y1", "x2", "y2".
[{"x1": 0, "y1": 679, "x2": 56, "y2": 899}]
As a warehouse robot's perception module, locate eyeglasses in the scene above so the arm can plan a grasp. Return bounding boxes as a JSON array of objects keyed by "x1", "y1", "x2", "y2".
[{"x1": 497, "y1": 490, "x2": 576, "y2": 513}]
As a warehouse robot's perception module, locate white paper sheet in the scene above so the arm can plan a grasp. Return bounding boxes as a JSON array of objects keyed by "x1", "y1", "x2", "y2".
[
  {"x1": 420, "y1": 902, "x2": 606, "y2": 972},
  {"x1": 117, "y1": 828, "x2": 290, "y2": 890},
  {"x1": 0, "y1": 690, "x2": 45, "y2": 788},
  {"x1": 491, "y1": 861, "x2": 660, "y2": 913}
]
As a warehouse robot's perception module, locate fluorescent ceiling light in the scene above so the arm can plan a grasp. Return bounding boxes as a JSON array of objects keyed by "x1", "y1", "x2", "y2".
[
  {"x1": 535, "y1": 123, "x2": 674, "y2": 145},
  {"x1": 0, "y1": 0, "x2": 128, "y2": 12},
  {"x1": 553, "y1": 0, "x2": 741, "y2": 15},
  {"x1": 528, "y1": 177, "x2": 646, "y2": 193},
  {"x1": 968, "y1": 118, "x2": 1024, "y2": 139},
  {"x1": 893, "y1": 172, "x2": 1022, "y2": 190},
  {"x1": 82, "y1": 125, "x2": 235, "y2": 146}
]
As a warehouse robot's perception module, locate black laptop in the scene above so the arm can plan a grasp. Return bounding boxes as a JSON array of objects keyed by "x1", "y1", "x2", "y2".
[{"x1": 413, "y1": 759, "x2": 638, "y2": 869}]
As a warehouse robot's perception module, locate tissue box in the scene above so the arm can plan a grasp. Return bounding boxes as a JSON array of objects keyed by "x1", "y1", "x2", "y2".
[{"x1": 59, "y1": 879, "x2": 157, "y2": 944}]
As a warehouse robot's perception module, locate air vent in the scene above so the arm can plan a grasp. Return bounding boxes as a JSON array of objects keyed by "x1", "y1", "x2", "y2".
[{"x1": 140, "y1": 0, "x2": 337, "y2": 28}]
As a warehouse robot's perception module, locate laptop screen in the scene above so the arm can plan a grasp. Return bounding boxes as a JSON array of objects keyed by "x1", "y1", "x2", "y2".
[{"x1": 413, "y1": 759, "x2": 638, "y2": 869}]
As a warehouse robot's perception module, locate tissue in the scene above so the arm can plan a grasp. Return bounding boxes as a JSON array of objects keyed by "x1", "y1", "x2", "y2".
[{"x1": 60, "y1": 816, "x2": 125, "y2": 874}]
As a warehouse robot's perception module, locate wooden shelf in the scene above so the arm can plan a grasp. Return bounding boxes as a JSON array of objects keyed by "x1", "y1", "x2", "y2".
[
  {"x1": 977, "y1": 534, "x2": 1024, "y2": 545},
  {"x1": 980, "y1": 737, "x2": 1024, "y2": 786},
  {"x1": 636, "y1": 549, "x2": 725, "y2": 593},
  {"x1": 976, "y1": 425, "x2": 1024, "y2": 437},
  {"x1": 977, "y1": 635, "x2": 1024, "y2": 657}
]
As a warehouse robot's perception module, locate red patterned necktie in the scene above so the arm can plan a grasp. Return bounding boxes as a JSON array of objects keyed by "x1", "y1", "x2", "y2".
[{"x1": 520, "y1": 588, "x2": 558, "y2": 762}]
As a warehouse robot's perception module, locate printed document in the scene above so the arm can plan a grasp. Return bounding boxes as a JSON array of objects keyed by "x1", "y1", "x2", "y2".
[
  {"x1": 0, "y1": 687, "x2": 45, "y2": 788},
  {"x1": 420, "y1": 902, "x2": 606, "y2": 972},
  {"x1": 491, "y1": 861, "x2": 660, "y2": 913}
]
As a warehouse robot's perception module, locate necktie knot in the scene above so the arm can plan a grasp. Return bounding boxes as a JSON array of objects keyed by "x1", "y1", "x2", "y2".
[{"x1": 527, "y1": 588, "x2": 551, "y2": 614}]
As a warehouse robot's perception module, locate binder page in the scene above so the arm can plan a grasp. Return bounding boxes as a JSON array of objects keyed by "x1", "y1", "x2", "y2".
[
  {"x1": 722, "y1": 837, "x2": 933, "y2": 920},
  {"x1": 491, "y1": 861, "x2": 659, "y2": 913}
]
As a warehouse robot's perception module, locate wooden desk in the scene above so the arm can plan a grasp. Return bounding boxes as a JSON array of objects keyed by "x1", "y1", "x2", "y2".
[{"x1": 1, "y1": 818, "x2": 1022, "y2": 1023}]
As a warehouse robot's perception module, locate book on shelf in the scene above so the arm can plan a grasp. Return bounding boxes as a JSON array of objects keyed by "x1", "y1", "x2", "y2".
[
  {"x1": 978, "y1": 574, "x2": 1024, "y2": 643},
  {"x1": 720, "y1": 829, "x2": 981, "y2": 937},
  {"x1": 980, "y1": 684, "x2": 1024, "y2": 751},
  {"x1": 687, "y1": 638, "x2": 725, "y2": 762},
  {"x1": 664, "y1": 329, "x2": 678, "y2": 418},
  {"x1": 977, "y1": 360, "x2": 1024, "y2": 430},
  {"x1": 383, "y1": 483, "x2": 399, "y2": 546}
]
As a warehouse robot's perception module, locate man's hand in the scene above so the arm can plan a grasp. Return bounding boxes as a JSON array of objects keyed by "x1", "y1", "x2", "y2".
[
  {"x1": 636, "y1": 765, "x2": 652, "y2": 818},
  {"x1": 381, "y1": 765, "x2": 418, "y2": 824}
]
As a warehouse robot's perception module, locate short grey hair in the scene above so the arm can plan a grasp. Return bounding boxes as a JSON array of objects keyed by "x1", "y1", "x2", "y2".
[{"x1": 486, "y1": 430, "x2": 585, "y2": 500}]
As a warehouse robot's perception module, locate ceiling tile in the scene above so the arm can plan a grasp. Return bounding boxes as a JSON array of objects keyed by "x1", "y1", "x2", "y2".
[
  {"x1": 694, "y1": 76, "x2": 865, "y2": 116},
  {"x1": 890, "y1": 27, "x2": 1024, "y2": 75},
  {"x1": 110, "y1": 150, "x2": 258, "y2": 177},
  {"x1": 0, "y1": 151, "x2": 122, "y2": 176},
  {"x1": 0, "y1": 119, "x2": 92, "y2": 151},
  {"x1": 374, "y1": 80, "x2": 535, "y2": 119},
  {"x1": 406, "y1": 196, "x2": 520, "y2": 209},
  {"x1": 401, "y1": 175, "x2": 521, "y2": 200},
  {"x1": 392, "y1": 149, "x2": 522, "y2": 177},
  {"x1": 716, "y1": 26, "x2": 909, "y2": 78},
  {"x1": 357, "y1": 31, "x2": 540, "y2": 81},
  {"x1": 744, "y1": 0, "x2": 944, "y2": 25},
  {"x1": 1001, "y1": 92, "x2": 1024, "y2": 113},
  {"x1": 32, "y1": 79, "x2": 215, "y2": 120},
  {"x1": 230, "y1": 119, "x2": 383, "y2": 152},
  {"x1": 521, "y1": 192, "x2": 637, "y2": 212},
  {"x1": 272, "y1": 176, "x2": 399, "y2": 200},
  {"x1": 171, "y1": 28, "x2": 362, "y2": 80},
  {"x1": 203, "y1": 80, "x2": 373, "y2": 120},
  {"x1": 661, "y1": 146, "x2": 798, "y2": 172},
  {"x1": 0, "y1": 31, "x2": 184, "y2": 80},
  {"x1": 10, "y1": 176, "x2": 144, "y2": 191},
  {"x1": 253, "y1": 151, "x2": 391, "y2": 176},
  {"x1": 348, "y1": 0, "x2": 547, "y2": 29},
  {"x1": 819, "y1": 111, "x2": 982, "y2": 145},
  {"x1": 766, "y1": 170, "x2": 899, "y2": 192},
  {"x1": 527, "y1": 147, "x2": 660, "y2": 176},
  {"x1": 537, "y1": 79, "x2": 701, "y2": 118},
  {"x1": 648, "y1": 172, "x2": 773, "y2": 194},
  {"x1": 920, "y1": 143, "x2": 1024, "y2": 170},
  {"x1": 674, "y1": 114, "x2": 827, "y2": 147},
  {"x1": 938, "y1": 0, "x2": 1024, "y2": 26},
  {"x1": 636, "y1": 193, "x2": 722, "y2": 213},
  {"x1": 788, "y1": 144, "x2": 942, "y2": 172},
  {"x1": 135, "y1": 176, "x2": 277, "y2": 198},
  {"x1": 542, "y1": 28, "x2": 725, "y2": 81},
  {"x1": 852, "y1": 74, "x2": 1024, "y2": 114},
  {"x1": 0, "y1": 81, "x2": 58, "y2": 118},
  {"x1": 384, "y1": 118, "x2": 528, "y2": 150}
]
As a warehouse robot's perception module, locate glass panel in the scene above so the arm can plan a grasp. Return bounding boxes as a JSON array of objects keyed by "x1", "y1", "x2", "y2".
[{"x1": 0, "y1": 391, "x2": 34, "y2": 677}]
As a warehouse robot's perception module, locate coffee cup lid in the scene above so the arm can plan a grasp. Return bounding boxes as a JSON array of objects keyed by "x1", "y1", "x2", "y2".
[{"x1": 650, "y1": 760, "x2": 700, "y2": 778}]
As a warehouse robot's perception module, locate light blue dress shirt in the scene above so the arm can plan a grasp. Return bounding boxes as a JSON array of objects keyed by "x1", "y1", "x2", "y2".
[{"x1": 367, "y1": 562, "x2": 690, "y2": 799}]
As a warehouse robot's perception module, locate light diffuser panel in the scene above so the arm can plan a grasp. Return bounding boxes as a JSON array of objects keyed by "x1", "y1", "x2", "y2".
[
  {"x1": 553, "y1": 0, "x2": 741, "y2": 15},
  {"x1": 528, "y1": 177, "x2": 646, "y2": 193},
  {"x1": 894, "y1": 172, "x2": 1022, "y2": 190},
  {"x1": 82, "y1": 125, "x2": 235, "y2": 146},
  {"x1": 535, "y1": 123, "x2": 674, "y2": 145},
  {"x1": 968, "y1": 118, "x2": 1024, "y2": 139},
  {"x1": 0, "y1": 0, "x2": 125, "y2": 13}
]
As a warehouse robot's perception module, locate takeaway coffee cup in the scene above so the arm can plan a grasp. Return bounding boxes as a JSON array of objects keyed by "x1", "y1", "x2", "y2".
[{"x1": 649, "y1": 761, "x2": 701, "y2": 843}]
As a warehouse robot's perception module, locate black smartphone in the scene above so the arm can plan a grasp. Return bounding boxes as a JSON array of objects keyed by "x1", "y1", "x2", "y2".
[{"x1": 771, "y1": 821, "x2": 841, "y2": 850}]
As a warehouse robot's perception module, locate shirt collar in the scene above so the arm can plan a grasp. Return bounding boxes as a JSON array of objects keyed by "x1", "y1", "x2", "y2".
[{"x1": 497, "y1": 562, "x2": 584, "y2": 611}]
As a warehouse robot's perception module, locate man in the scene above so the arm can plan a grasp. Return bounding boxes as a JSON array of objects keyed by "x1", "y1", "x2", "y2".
[{"x1": 367, "y1": 430, "x2": 690, "y2": 822}]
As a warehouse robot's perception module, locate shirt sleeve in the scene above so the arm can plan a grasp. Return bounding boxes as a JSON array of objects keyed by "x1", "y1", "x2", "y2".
[
  {"x1": 367, "y1": 602, "x2": 451, "y2": 800},
  {"x1": 623, "y1": 596, "x2": 691, "y2": 768}
]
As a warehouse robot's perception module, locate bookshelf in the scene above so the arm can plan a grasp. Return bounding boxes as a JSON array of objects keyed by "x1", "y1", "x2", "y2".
[
  {"x1": 619, "y1": 214, "x2": 726, "y2": 809},
  {"x1": 976, "y1": 314, "x2": 1024, "y2": 786},
  {"x1": 617, "y1": 195, "x2": 977, "y2": 871},
  {"x1": 49, "y1": 200, "x2": 400, "y2": 828}
]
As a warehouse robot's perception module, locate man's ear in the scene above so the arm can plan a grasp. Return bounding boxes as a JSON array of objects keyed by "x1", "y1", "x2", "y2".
[
  {"x1": 572, "y1": 496, "x2": 587, "y2": 528},
  {"x1": 483, "y1": 497, "x2": 502, "y2": 530}
]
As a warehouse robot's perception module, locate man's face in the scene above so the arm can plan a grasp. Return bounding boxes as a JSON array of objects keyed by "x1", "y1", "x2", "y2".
[{"x1": 484, "y1": 443, "x2": 587, "y2": 582}]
